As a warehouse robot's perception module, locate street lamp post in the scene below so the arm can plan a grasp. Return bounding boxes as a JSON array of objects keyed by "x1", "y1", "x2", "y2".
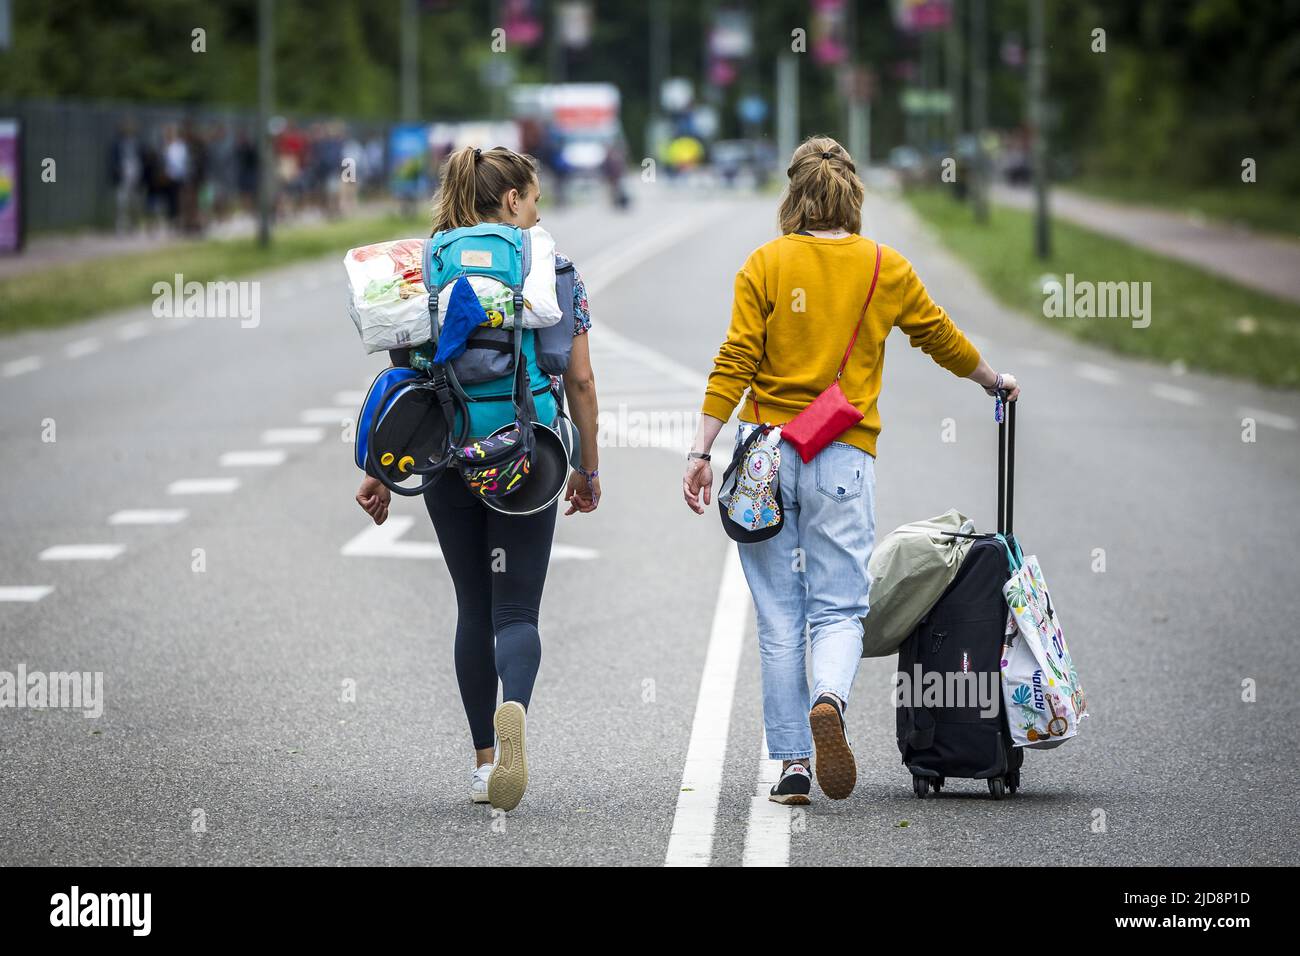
[
  {"x1": 1029, "y1": 0, "x2": 1051, "y2": 258},
  {"x1": 402, "y1": 0, "x2": 419, "y2": 123},
  {"x1": 970, "y1": 0, "x2": 987, "y2": 224},
  {"x1": 256, "y1": 0, "x2": 274, "y2": 248}
]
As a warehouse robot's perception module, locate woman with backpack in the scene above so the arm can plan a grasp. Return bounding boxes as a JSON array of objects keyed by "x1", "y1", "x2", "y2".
[
  {"x1": 682, "y1": 135, "x2": 1020, "y2": 805},
  {"x1": 355, "y1": 146, "x2": 602, "y2": 811}
]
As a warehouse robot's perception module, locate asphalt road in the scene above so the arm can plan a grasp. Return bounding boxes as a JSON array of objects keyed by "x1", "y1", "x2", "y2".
[{"x1": 2, "y1": 180, "x2": 1298, "y2": 866}]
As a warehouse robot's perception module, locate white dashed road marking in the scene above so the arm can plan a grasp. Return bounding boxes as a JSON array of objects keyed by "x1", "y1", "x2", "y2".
[
  {"x1": 39, "y1": 544, "x2": 126, "y2": 561},
  {"x1": 219, "y1": 450, "x2": 288, "y2": 467},
  {"x1": 109, "y1": 509, "x2": 189, "y2": 525},
  {"x1": 262, "y1": 427, "x2": 324, "y2": 444},
  {"x1": 334, "y1": 390, "x2": 365, "y2": 406},
  {"x1": 65, "y1": 338, "x2": 103, "y2": 359},
  {"x1": 1015, "y1": 349, "x2": 1054, "y2": 367},
  {"x1": 117, "y1": 321, "x2": 150, "y2": 341},
  {"x1": 1075, "y1": 362, "x2": 1121, "y2": 386},
  {"x1": 3, "y1": 356, "x2": 41, "y2": 377},
  {"x1": 299, "y1": 408, "x2": 352, "y2": 425},
  {"x1": 0, "y1": 586, "x2": 54, "y2": 602},
  {"x1": 340, "y1": 516, "x2": 599, "y2": 561},
  {"x1": 167, "y1": 478, "x2": 241, "y2": 495},
  {"x1": 1238, "y1": 407, "x2": 1297, "y2": 431},
  {"x1": 1150, "y1": 383, "x2": 1201, "y2": 406}
]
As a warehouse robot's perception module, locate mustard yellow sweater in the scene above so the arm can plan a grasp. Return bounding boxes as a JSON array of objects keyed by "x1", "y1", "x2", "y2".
[{"x1": 701, "y1": 234, "x2": 982, "y2": 456}]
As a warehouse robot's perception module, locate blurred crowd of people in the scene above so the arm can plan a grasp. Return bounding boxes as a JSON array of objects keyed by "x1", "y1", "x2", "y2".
[{"x1": 107, "y1": 118, "x2": 387, "y2": 237}]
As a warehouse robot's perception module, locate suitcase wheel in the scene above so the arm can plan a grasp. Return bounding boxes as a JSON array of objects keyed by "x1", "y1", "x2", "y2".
[
  {"x1": 1007, "y1": 770, "x2": 1020, "y2": 795},
  {"x1": 988, "y1": 778, "x2": 1007, "y2": 800},
  {"x1": 912, "y1": 775, "x2": 929, "y2": 799},
  {"x1": 932, "y1": 776, "x2": 944, "y2": 793}
]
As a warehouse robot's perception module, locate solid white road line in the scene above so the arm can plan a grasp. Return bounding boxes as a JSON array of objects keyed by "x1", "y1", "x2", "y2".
[
  {"x1": 219, "y1": 449, "x2": 288, "y2": 467},
  {"x1": 39, "y1": 544, "x2": 126, "y2": 561},
  {"x1": 340, "y1": 516, "x2": 599, "y2": 561},
  {"x1": 665, "y1": 546, "x2": 750, "y2": 867},
  {"x1": 299, "y1": 408, "x2": 352, "y2": 425},
  {"x1": 262, "y1": 427, "x2": 324, "y2": 444},
  {"x1": 109, "y1": 509, "x2": 189, "y2": 525},
  {"x1": 1075, "y1": 362, "x2": 1121, "y2": 386},
  {"x1": 0, "y1": 586, "x2": 54, "y2": 602},
  {"x1": 167, "y1": 478, "x2": 241, "y2": 495},
  {"x1": 3, "y1": 356, "x2": 41, "y2": 377},
  {"x1": 742, "y1": 735, "x2": 793, "y2": 867},
  {"x1": 1238, "y1": 406, "x2": 1297, "y2": 431},
  {"x1": 65, "y1": 338, "x2": 103, "y2": 359},
  {"x1": 1150, "y1": 382, "x2": 1201, "y2": 406}
]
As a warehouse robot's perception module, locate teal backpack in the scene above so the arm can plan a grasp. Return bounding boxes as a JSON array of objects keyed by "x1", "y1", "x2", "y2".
[{"x1": 411, "y1": 223, "x2": 576, "y2": 438}]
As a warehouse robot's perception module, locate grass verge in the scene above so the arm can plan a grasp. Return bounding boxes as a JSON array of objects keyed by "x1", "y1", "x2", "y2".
[
  {"x1": 0, "y1": 213, "x2": 427, "y2": 336},
  {"x1": 906, "y1": 188, "x2": 1300, "y2": 389}
]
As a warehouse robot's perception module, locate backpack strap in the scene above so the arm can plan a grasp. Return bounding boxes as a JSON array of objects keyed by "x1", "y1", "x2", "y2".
[
  {"x1": 554, "y1": 255, "x2": 575, "y2": 330},
  {"x1": 517, "y1": 228, "x2": 531, "y2": 323},
  {"x1": 424, "y1": 235, "x2": 440, "y2": 349}
]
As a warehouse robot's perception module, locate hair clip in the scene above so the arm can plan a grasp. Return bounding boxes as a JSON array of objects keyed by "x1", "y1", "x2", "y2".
[
  {"x1": 821, "y1": 151, "x2": 834, "y2": 159},
  {"x1": 473, "y1": 147, "x2": 482, "y2": 160}
]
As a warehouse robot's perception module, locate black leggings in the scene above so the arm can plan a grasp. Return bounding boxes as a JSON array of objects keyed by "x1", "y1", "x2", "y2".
[{"x1": 423, "y1": 469, "x2": 558, "y2": 750}]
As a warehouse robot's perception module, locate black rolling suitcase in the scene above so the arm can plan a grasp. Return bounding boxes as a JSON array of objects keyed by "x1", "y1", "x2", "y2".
[{"x1": 896, "y1": 398, "x2": 1023, "y2": 800}]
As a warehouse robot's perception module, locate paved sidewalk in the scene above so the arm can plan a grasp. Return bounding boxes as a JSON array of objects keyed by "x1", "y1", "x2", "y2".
[
  {"x1": 991, "y1": 183, "x2": 1300, "y2": 305},
  {"x1": 0, "y1": 202, "x2": 394, "y2": 280}
]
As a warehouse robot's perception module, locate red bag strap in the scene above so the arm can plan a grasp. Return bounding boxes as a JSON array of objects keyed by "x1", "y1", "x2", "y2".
[
  {"x1": 836, "y1": 241, "x2": 882, "y2": 380},
  {"x1": 752, "y1": 241, "x2": 882, "y2": 422}
]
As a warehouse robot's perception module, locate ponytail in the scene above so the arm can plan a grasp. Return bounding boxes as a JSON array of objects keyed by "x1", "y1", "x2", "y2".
[
  {"x1": 778, "y1": 135, "x2": 864, "y2": 236},
  {"x1": 432, "y1": 145, "x2": 539, "y2": 232}
]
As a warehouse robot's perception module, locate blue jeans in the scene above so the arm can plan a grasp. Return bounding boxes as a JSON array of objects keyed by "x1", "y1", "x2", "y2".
[{"x1": 733, "y1": 422, "x2": 876, "y2": 761}]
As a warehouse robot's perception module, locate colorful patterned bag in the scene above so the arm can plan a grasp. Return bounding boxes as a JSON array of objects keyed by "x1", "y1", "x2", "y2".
[
  {"x1": 717, "y1": 423, "x2": 785, "y2": 543},
  {"x1": 998, "y1": 535, "x2": 1088, "y2": 749}
]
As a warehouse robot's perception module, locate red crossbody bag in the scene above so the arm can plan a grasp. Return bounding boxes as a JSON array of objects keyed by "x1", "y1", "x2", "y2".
[{"x1": 753, "y1": 241, "x2": 882, "y2": 464}]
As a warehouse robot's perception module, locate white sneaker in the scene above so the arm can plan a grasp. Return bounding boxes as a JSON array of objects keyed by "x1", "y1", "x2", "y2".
[
  {"x1": 487, "y1": 701, "x2": 528, "y2": 812},
  {"x1": 471, "y1": 762, "x2": 492, "y2": 804}
]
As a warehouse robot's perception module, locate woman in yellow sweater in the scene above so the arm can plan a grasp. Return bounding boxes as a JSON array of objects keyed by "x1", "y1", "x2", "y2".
[{"x1": 683, "y1": 136, "x2": 1020, "y2": 805}]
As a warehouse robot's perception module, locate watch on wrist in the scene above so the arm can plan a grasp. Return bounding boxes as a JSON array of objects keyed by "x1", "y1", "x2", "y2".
[{"x1": 687, "y1": 451, "x2": 711, "y2": 462}]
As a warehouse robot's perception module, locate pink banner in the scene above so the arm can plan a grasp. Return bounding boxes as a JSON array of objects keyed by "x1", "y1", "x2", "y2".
[{"x1": 0, "y1": 119, "x2": 19, "y2": 253}]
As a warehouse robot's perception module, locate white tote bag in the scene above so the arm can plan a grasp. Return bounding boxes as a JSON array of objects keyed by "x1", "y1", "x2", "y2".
[{"x1": 999, "y1": 536, "x2": 1088, "y2": 749}]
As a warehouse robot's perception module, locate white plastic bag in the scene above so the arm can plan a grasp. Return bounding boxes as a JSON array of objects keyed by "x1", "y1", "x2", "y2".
[
  {"x1": 345, "y1": 227, "x2": 561, "y2": 355},
  {"x1": 521, "y1": 225, "x2": 562, "y2": 328},
  {"x1": 1000, "y1": 545, "x2": 1088, "y2": 749},
  {"x1": 344, "y1": 238, "x2": 431, "y2": 353}
]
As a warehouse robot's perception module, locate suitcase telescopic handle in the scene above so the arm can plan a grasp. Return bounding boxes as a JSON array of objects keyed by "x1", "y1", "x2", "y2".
[{"x1": 997, "y1": 391, "x2": 1016, "y2": 537}]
